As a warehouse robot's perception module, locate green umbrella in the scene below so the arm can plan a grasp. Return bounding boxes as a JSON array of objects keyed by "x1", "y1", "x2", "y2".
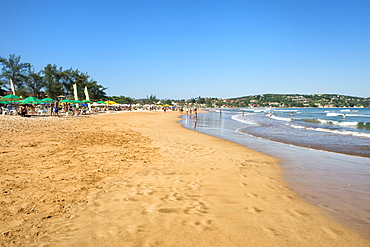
[
  {"x1": 73, "y1": 100, "x2": 83, "y2": 103},
  {"x1": 0, "y1": 94, "x2": 22, "y2": 103},
  {"x1": 82, "y1": 100, "x2": 92, "y2": 103},
  {"x1": 41, "y1": 97, "x2": 56, "y2": 103},
  {"x1": 21, "y1": 96, "x2": 42, "y2": 104},
  {"x1": 60, "y1": 99, "x2": 74, "y2": 103},
  {"x1": 96, "y1": 101, "x2": 106, "y2": 104}
]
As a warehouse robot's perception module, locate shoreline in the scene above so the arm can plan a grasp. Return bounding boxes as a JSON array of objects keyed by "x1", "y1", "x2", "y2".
[
  {"x1": 0, "y1": 111, "x2": 369, "y2": 246},
  {"x1": 181, "y1": 111, "x2": 370, "y2": 237}
]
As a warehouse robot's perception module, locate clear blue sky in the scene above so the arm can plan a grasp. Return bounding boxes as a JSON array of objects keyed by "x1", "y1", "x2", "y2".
[{"x1": 2, "y1": 0, "x2": 369, "y2": 99}]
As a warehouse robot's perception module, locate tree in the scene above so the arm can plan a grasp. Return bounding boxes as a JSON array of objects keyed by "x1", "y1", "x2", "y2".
[
  {"x1": 196, "y1": 96, "x2": 206, "y2": 104},
  {"x1": 108, "y1": 96, "x2": 136, "y2": 104},
  {"x1": 25, "y1": 66, "x2": 46, "y2": 98},
  {"x1": 58, "y1": 68, "x2": 107, "y2": 100},
  {"x1": 144, "y1": 94, "x2": 157, "y2": 104},
  {"x1": 85, "y1": 80, "x2": 107, "y2": 100},
  {"x1": 42, "y1": 64, "x2": 64, "y2": 99},
  {"x1": 162, "y1": 99, "x2": 172, "y2": 105},
  {"x1": 0, "y1": 54, "x2": 31, "y2": 94}
]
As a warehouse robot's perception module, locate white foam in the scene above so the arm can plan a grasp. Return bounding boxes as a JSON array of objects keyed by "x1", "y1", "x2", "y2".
[
  {"x1": 270, "y1": 115, "x2": 292, "y2": 122},
  {"x1": 231, "y1": 115, "x2": 260, "y2": 125},
  {"x1": 337, "y1": 121, "x2": 359, "y2": 126},
  {"x1": 348, "y1": 114, "x2": 370, "y2": 118},
  {"x1": 327, "y1": 113, "x2": 343, "y2": 117},
  {"x1": 317, "y1": 119, "x2": 359, "y2": 126},
  {"x1": 274, "y1": 109, "x2": 299, "y2": 112},
  {"x1": 290, "y1": 124, "x2": 370, "y2": 138}
]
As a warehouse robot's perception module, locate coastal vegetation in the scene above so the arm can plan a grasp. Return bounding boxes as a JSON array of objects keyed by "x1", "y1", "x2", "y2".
[
  {"x1": 0, "y1": 54, "x2": 107, "y2": 100},
  {"x1": 141, "y1": 94, "x2": 370, "y2": 108},
  {"x1": 222, "y1": 94, "x2": 370, "y2": 108}
]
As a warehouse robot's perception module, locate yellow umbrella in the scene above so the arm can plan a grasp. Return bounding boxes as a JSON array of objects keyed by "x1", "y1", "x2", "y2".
[{"x1": 104, "y1": 101, "x2": 118, "y2": 105}]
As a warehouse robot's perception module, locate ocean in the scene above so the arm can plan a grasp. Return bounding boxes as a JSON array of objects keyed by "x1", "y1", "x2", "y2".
[{"x1": 180, "y1": 108, "x2": 370, "y2": 237}]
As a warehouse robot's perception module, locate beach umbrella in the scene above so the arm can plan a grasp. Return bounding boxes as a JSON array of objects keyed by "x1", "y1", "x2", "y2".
[
  {"x1": 60, "y1": 99, "x2": 74, "y2": 103},
  {"x1": 73, "y1": 100, "x2": 83, "y2": 104},
  {"x1": 82, "y1": 100, "x2": 92, "y2": 103},
  {"x1": 104, "y1": 101, "x2": 118, "y2": 105},
  {"x1": 59, "y1": 99, "x2": 74, "y2": 105},
  {"x1": 21, "y1": 96, "x2": 42, "y2": 104},
  {"x1": 96, "y1": 101, "x2": 106, "y2": 104},
  {"x1": 41, "y1": 97, "x2": 56, "y2": 103},
  {"x1": 0, "y1": 94, "x2": 22, "y2": 103}
]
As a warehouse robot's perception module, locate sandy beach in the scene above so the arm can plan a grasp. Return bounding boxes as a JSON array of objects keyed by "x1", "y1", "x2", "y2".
[{"x1": 0, "y1": 111, "x2": 369, "y2": 246}]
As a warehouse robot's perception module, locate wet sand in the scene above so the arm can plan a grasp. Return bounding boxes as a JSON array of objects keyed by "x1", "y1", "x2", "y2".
[{"x1": 0, "y1": 111, "x2": 369, "y2": 246}]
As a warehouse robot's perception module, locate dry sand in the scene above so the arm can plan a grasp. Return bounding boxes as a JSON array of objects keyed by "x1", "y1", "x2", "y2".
[{"x1": 0, "y1": 111, "x2": 369, "y2": 246}]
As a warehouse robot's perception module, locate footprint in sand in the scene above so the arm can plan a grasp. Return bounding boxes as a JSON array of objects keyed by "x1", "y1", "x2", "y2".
[
  {"x1": 158, "y1": 208, "x2": 181, "y2": 213},
  {"x1": 261, "y1": 227, "x2": 279, "y2": 237},
  {"x1": 239, "y1": 182, "x2": 248, "y2": 187},
  {"x1": 245, "y1": 207, "x2": 263, "y2": 214},
  {"x1": 287, "y1": 209, "x2": 309, "y2": 218},
  {"x1": 321, "y1": 226, "x2": 343, "y2": 239}
]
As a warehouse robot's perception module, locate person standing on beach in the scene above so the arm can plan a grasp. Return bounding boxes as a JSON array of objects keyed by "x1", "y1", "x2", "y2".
[
  {"x1": 53, "y1": 101, "x2": 59, "y2": 117},
  {"x1": 50, "y1": 102, "x2": 53, "y2": 116}
]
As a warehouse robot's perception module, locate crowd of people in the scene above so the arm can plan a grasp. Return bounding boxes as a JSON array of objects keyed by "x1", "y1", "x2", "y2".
[
  {"x1": 1, "y1": 102, "x2": 94, "y2": 117},
  {"x1": 1, "y1": 102, "x2": 200, "y2": 118}
]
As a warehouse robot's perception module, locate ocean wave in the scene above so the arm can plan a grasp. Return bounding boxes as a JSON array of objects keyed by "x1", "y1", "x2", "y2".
[
  {"x1": 290, "y1": 124, "x2": 370, "y2": 138},
  {"x1": 274, "y1": 109, "x2": 299, "y2": 112},
  {"x1": 340, "y1": 109, "x2": 358, "y2": 112},
  {"x1": 347, "y1": 114, "x2": 370, "y2": 118},
  {"x1": 326, "y1": 113, "x2": 344, "y2": 117},
  {"x1": 270, "y1": 115, "x2": 292, "y2": 122},
  {"x1": 231, "y1": 115, "x2": 260, "y2": 125},
  {"x1": 317, "y1": 119, "x2": 359, "y2": 126}
]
